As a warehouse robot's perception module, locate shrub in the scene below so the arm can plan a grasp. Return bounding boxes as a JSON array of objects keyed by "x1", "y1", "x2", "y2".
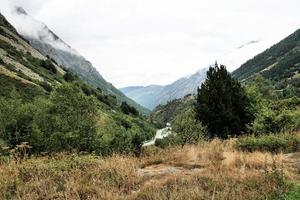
[
  {"x1": 121, "y1": 101, "x2": 138, "y2": 116},
  {"x1": 235, "y1": 133, "x2": 300, "y2": 153},
  {"x1": 154, "y1": 134, "x2": 179, "y2": 149},
  {"x1": 0, "y1": 57, "x2": 4, "y2": 65},
  {"x1": 63, "y1": 70, "x2": 77, "y2": 82},
  {"x1": 173, "y1": 109, "x2": 206, "y2": 146},
  {"x1": 40, "y1": 81, "x2": 52, "y2": 92},
  {"x1": 40, "y1": 59, "x2": 57, "y2": 74}
]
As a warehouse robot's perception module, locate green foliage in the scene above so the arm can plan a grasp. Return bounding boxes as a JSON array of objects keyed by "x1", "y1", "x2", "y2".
[
  {"x1": 233, "y1": 29, "x2": 300, "y2": 83},
  {"x1": 154, "y1": 134, "x2": 179, "y2": 149},
  {"x1": 195, "y1": 63, "x2": 254, "y2": 138},
  {"x1": 236, "y1": 133, "x2": 300, "y2": 153},
  {"x1": 121, "y1": 101, "x2": 139, "y2": 116},
  {"x1": 0, "y1": 74, "x2": 45, "y2": 101},
  {"x1": 173, "y1": 109, "x2": 206, "y2": 146},
  {"x1": 274, "y1": 185, "x2": 300, "y2": 200},
  {"x1": 63, "y1": 70, "x2": 77, "y2": 82},
  {"x1": 245, "y1": 76, "x2": 300, "y2": 134},
  {"x1": 95, "y1": 113, "x2": 155, "y2": 156},
  {"x1": 0, "y1": 84, "x2": 99, "y2": 153},
  {"x1": 150, "y1": 95, "x2": 194, "y2": 128},
  {"x1": 40, "y1": 81, "x2": 52, "y2": 92},
  {"x1": 40, "y1": 59, "x2": 57, "y2": 74}
]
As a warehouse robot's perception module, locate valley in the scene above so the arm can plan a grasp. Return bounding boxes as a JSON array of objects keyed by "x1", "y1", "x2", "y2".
[{"x1": 0, "y1": 2, "x2": 300, "y2": 200}]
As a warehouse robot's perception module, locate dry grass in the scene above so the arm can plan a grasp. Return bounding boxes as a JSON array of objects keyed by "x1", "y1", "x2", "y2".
[{"x1": 0, "y1": 138, "x2": 299, "y2": 200}]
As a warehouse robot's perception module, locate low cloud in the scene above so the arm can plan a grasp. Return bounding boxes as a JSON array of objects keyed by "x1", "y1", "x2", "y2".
[
  {"x1": 1, "y1": 0, "x2": 300, "y2": 87},
  {"x1": 1, "y1": 4, "x2": 78, "y2": 55}
]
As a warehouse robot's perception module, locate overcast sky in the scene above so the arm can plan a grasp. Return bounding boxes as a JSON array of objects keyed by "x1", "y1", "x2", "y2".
[{"x1": 1, "y1": 0, "x2": 300, "y2": 87}]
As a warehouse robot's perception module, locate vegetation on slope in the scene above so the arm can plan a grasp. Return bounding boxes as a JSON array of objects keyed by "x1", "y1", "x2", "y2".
[
  {"x1": 232, "y1": 29, "x2": 300, "y2": 96},
  {"x1": 0, "y1": 13, "x2": 156, "y2": 156},
  {"x1": 150, "y1": 94, "x2": 195, "y2": 128}
]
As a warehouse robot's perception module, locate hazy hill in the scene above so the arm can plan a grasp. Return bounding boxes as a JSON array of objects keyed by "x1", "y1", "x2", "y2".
[
  {"x1": 8, "y1": 7, "x2": 149, "y2": 115},
  {"x1": 121, "y1": 68, "x2": 207, "y2": 110}
]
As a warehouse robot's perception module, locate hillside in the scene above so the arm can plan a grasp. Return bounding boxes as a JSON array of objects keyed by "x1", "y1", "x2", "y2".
[
  {"x1": 232, "y1": 29, "x2": 300, "y2": 92},
  {"x1": 150, "y1": 29, "x2": 300, "y2": 127},
  {"x1": 121, "y1": 68, "x2": 207, "y2": 110},
  {"x1": 0, "y1": 12, "x2": 155, "y2": 155},
  {"x1": 0, "y1": 12, "x2": 65, "y2": 98},
  {"x1": 150, "y1": 94, "x2": 195, "y2": 128},
  {"x1": 8, "y1": 7, "x2": 149, "y2": 115}
]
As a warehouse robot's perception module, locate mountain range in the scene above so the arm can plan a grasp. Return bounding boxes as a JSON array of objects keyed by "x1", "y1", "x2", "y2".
[
  {"x1": 8, "y1": 7, "x2": 149, "y2": 115},
  {"x1": 151, "y1": 29, "x2": 300, "y2": 125},
  {"x1": 120, "y1": 68, "x2": 207, "y2": 110},
  {"x1": 233, "y1": 29, "x2": 300, "y2": 90}
]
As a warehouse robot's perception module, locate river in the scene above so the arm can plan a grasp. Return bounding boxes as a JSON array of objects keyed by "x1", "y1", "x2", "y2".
[{"x1": 143, "y1": 127, "x2": 172, "y2": 146}]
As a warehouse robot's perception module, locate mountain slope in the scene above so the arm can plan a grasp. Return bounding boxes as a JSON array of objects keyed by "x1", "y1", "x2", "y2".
[
  {"x1": 150, "y1": 94, "x2": 195, "y2": 128},
  {"x1": 8, "y1": 7, "x2": 149, "y2": 115},
  {"x1": 232, "y1": 29, "x2": 300, "y2": 90},
  {"x1": 0, "y1": 12, "x2": 66, "y2": 100},
  {"x1": 0, "y1": 12, "x2": 155, "y2": 152},
  {"x1": 121, "y1": 68, "x2": 207, "y2": 110}
]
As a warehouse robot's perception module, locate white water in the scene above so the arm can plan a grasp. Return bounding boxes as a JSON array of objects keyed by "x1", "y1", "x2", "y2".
[{"x1": 143, "y1": 127, "x2": 172, "y2": 146}]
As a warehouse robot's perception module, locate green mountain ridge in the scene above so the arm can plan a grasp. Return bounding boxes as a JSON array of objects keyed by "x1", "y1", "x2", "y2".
[
  {"x1": 10, "y1": 7, "x2": 149, "y2": 115},
  {"x1": 0, "y1": 12, "x2": 155, "y2": 154},
  {"x1": 232, "y1": 29, "x2": 300, "y2": 92},
  {"x1": 152, "y1": 29, "x2": 300, "y2": 126}
]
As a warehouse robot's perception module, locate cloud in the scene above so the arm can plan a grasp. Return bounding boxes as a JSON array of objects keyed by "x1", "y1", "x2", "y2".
[
  {"x1": 1, "y1": 4, "x2": 78, "y2": 55},
  {"x1": 1, "y1": 0, "x2": 300, "y2": 87}
]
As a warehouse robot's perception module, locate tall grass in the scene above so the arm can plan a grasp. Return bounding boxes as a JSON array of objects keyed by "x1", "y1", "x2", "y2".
[{"x1": 0, "y1": 137, "x2": 298, "y2": 200}]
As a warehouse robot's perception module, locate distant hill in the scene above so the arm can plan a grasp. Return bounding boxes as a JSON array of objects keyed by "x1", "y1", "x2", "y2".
[
  {"x1": 232, "y1": 29, "x2": 300, "y2": 91},
  {"x1": 7, "y1": 7, "x2": 149, "y2": 115},
  {"x1": 121, "y1": 68, "x2": 207, "y2": 110}
]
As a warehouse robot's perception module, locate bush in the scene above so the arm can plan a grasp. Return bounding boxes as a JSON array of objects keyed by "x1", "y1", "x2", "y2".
[
  {"x1": 40, "y1": 81, "x2": 52, "y2": 92},
  {"x1": 173, "y1": 109, "x2": 206, "y2": 146},
  {"x1": 154, "y1": 134, "x2": 179, "y2": 149},
  {"x1": 121, "y1": 101, "x2": 138, "y2": 116},
  {"x1": 235, "y1": 133, "x2": 300, "y2": 153},
  {"x1": 63, "y1": 70, "x2": 77, "y2": 82},
  {"x1": 0, "y1": 84, "x2": 99, "y2": 153},
  {"x1": 40, "y1": 59, "x2": 57, "y2": 74}
]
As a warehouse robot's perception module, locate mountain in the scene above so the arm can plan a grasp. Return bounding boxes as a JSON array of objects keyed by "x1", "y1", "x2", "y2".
[
  {"x1": 120, "y1": 68, "x2": 207, "y2": 110},
  {"x1": 232, "y1": 29, "x2": 300, "y2": 91},
  {"x1": 8, "y1": 7, "x2": 149, "y2": 115},
  {"x1": 0, "y1": 12, "x2": 65, "y2": 99},
  {"x1": 151, "y1": 29, "x2": 300, "y2": 127},
  {"x1": 0, "y1": 12, "x2": 155, "y2": 150}
]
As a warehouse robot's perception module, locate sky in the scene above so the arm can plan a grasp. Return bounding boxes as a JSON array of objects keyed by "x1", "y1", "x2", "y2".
[{"x1": 0, "y1": 0, "x2": 300, "y2": 87}]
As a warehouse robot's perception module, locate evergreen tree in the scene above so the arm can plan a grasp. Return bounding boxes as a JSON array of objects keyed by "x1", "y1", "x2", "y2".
[{"x1": 194, "y1": 63, "x2": 254, "y2": 138}]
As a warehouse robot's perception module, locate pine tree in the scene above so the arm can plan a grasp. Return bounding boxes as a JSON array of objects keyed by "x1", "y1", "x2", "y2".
[{"x1": 194, "y1": 63, "x2": 254, "y2": 138}]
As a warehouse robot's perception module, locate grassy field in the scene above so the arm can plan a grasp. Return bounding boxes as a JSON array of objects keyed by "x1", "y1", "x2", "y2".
[{"x1": 0, "y1": 136, "x2": 300, "y2": 200}]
